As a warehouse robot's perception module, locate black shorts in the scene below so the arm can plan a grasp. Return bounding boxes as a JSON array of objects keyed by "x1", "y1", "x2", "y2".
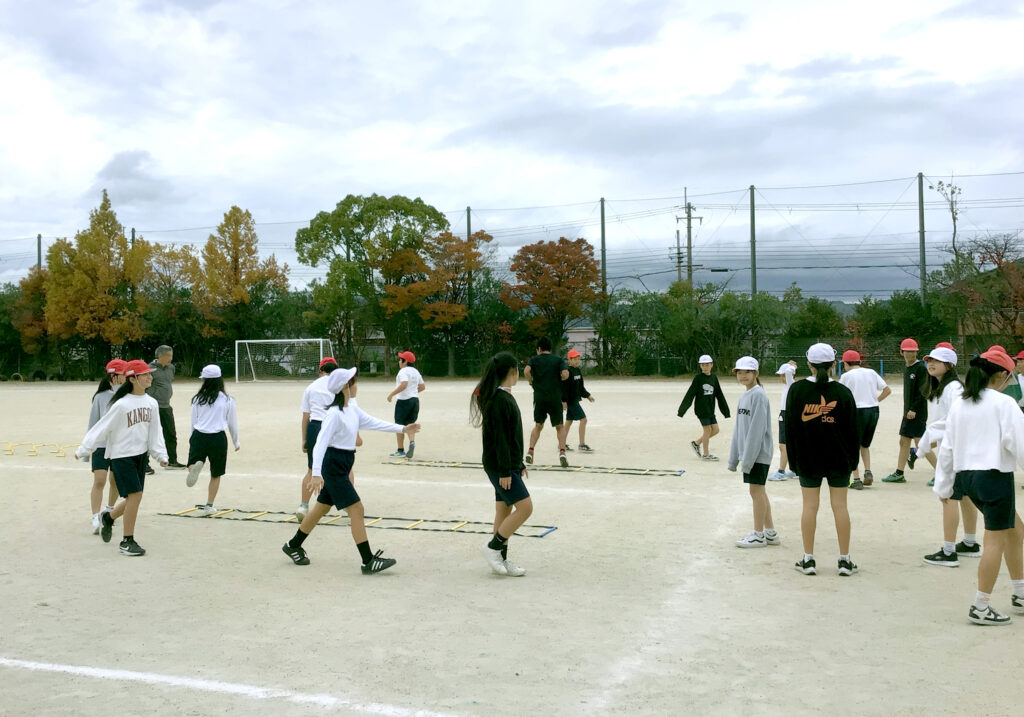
[
  {"x1": 533, "y1": 399, "x2": 563, "y2": 427},
  {"x1": 799, "y1": 474, "x2": 850, "y2": 489},
  {"x1": 485, "y1": 468, "x2": 531, "y2": 506},
  {"x1": 743, "y1": 462, "x2": 770, "y2": 485},
  {"x1": 565, "y1": 401, "x2": 586, "y2": 421},
  {"x1": 91, "y1": 450, "x2": 110, "y2": 472},
  {"x1": 956, "y1": 470, "x2": 1016, "y2": 531},
  {"x1": 110, "y1": 454, "x2": 147, "y2": 497},
  {"x1": 899, "y1": 416, "x2": 927, "y2": 439},
  {"x1": 855, "y1": 407, "x2": 880, "y2": 448},
  {"x1": 187, "y1": 429, "x2": 228, "y2": 477},
  {"x1": 777, "y1": 411, "x2": 787, "y2": 445},
  {"x1": 394, "y1": 397, "x2": 419, "y2": 425},
  {"x1": 305, "y1": 419, "x2": 322, "y2": 469},
  {"x1": 316, "y1": 448, "x2": 360, "y2": 510},
  {"x1": 697, "y1": 413, "x2": 717, "y2": 427}
]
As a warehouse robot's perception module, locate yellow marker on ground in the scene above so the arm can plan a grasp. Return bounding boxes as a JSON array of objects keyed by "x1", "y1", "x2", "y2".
[
  {"x1": 450, "y1": 521, "x2": 468, "y2": 531},
  {"x1": 209, "y1": 509, "x2": 233, "y2": 518},
  {"x1": 365, "y1": 517, "x2": 383, "y2": 526},
  {"x1": 175, "y1": 507, "x2": 200, "y2": 515},
  {"x1": 323, "y1": 514, "x2": 348, "y2": 525},
  {"x1": 404, "y1": 519, "x2": 424, "y2": 529},
  {"x1": 244, "y1": 511, "x2": 269, "y2": 520}
]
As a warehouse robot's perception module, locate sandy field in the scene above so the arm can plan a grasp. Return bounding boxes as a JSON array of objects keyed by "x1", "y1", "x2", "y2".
[{"x1": 1, "y1": 374, "x2": 1022, "y2": 716}]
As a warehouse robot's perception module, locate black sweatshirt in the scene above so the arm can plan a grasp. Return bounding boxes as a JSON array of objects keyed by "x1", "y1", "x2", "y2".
[
  {"x1": 784, "y1": 377, "x2": 859, "y2": 480},
  {"x1": 678, "y1": 373, "x2": 730, "y2": 419},
  {"x1": 481, "y1": 389, "x2": 525, "y2": 477},
  {"x1": 903, "y1": 360, "x2": 929, "y2": 419},
  {"x1": 562, "y1": 366, "x2": 591, "y2": 404}
]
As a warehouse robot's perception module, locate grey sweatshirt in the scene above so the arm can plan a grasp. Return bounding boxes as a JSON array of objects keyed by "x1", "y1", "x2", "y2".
[
  {"x1": 728, "y1": 384, "x2": 774, "y2": 474},
  {"x1": 147, "y1": 360, "x2": 175, "y2": 407}
]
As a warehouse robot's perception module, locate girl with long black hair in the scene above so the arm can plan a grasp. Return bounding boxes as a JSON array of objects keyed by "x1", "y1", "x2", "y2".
[
  {"x1": 472, "y1": 352, "x2": 532, "y2": 577},
  {"x1": 87, "y1": 359, "x2": 126, "y2": 535},
  {"x1": 185, "y1": 365, "x2": 240, "y2": 516}
]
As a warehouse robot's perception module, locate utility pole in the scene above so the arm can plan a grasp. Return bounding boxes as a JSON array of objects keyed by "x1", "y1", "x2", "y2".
[
  {"x1": 749, "y1": 186, "x2": 757, "y2": 295},
  {"x1": 466, "y1": 206, "x2": 472, "y2": 310},
  {"x1": 36, "y1": 233, "x2": 41, "y2": 269},
  {"x1": 600, "y1": 197, "x2": 607, "y2": 370},
  {"x1": 131, "y1": 227, "x2": 136, "y2": 247},
  {"x1": 675, "y1": 226, "x2": 682, "y2": 282},
  {"x1": 917, "y1": 173, "x2": 926, "y2": 305}
]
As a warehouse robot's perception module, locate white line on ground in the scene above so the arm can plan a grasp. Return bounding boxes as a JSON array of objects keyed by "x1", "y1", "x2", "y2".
[{"x1": 0, "y1": 657, "x2": 465, "y2": 717}]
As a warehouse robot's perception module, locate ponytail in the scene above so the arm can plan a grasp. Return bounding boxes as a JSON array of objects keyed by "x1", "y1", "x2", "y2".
[
  {"x1": 470, "y1": 352, "x2": 518, "y2": 427},
  {"x1": 93, "y1": 376, "x2": 113, "y2": 398},
  {"x1": 810, "y1": 361, "x2": 834, "y2": 396},
  {"x1": 962, "y1": 356, "x2": 1006, "y2": 403},
  {"x1": 109, "y1": 378, "x2": 135, "y2": 405}
]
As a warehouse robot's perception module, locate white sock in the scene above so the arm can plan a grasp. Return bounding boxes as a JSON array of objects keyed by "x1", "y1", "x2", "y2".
[
  {"x1": 963, "y1": 534, "x2": 977, "y2": 546},
  {"x1": 104, "y1": 505, "x2": 114, "y2": 512},
  {"x1": 754, "y1": 530, "x2": 764, "y2": 538},
  {"x1": 839, "y1": 554, "x2": 851, "y2": 562},
  {"x1": 974, "y1": 591, "x2": 991, "y2": 610},
  {"x1": 764, "y1": 528, "x2": 777, "y2": 535},
  {"x1": 1012, "y1": 579, "x2": 1024, "y2": 598},
  {"x1": 804, "y1": 553, "x2": 814, "y2": 562},
  {"x1": 943, "y1": 541, "x2": 955, "y2": 555}
]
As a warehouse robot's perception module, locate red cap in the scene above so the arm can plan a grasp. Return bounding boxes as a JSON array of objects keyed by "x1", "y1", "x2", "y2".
[
  {"x1": 989, "y1": 345, "x2": 1007, "y2": 354},
  {"x1": 319, "y1": 356, "x2": 337, "y2": 370},
  {"x1": 841, "y1": 350, "x2": 860, "y2": 363},
  {"x1": 980, "y1": 348, "x2": 1014, "y2": 373},
  {"x1": 124, "y1": 359, "x2": 154, "y2": 377},
  {"x1": 105, "y1": 359, "x2": 127, "y2": 375},
  {"x1": 1015, "y1": 351, "x2": 1024, "y2": 360},
  {"x1": 899, "y1": 338, "x2": 919, "y2": 351},
  {"x1": 936, "y1": 342, "x2": 954, "y2": 350},
  {"x1": 567, "y1": 349, "x2": 581, "y2": 359},
  {"x1": 397, "y1": 351, "x2": 416, "y2": 363}
]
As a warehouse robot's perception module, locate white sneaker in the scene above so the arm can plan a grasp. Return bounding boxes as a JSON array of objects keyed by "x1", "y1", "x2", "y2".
[
  {"x1": 503, "y1": 559, "x2": 526, "y2": 577},
  {"x1": 764, "y1": 530, "x2": 781, "y2": 545},
  {"x1": 736, "y1": 531, "x2": 766, "y2": 548},
  {"x1": 195, "y1": 504, "x2": 217, "y2": 517},
  {"x1": 768, "y1": 470, "x2": 787, "y2": 481},
  {"x1": 702, "y1": 454, "x2": 719, "y2": 462},
  {"x1": 295, "y1": 504, "x2": 308, "y2": 521},
  {"x1": 481, "y1": 544, "x2": 508, "y2": 575},
  {"x1": 91, "y1": 514, "x2": 101, "y2": 535},
  {"x1": 783, "y1": 470, "x2": 797, "y2": 478},
  {"x1": 186, "y1": 461, "x2": 205, "y2": 487}
]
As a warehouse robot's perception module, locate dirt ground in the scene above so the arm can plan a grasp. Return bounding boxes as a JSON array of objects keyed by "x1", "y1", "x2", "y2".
[{"x1": 1, "y1": 374, "x2": 1022, "y2": 716}]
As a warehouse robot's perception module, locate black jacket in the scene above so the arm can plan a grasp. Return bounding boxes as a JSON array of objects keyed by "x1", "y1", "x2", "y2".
[
  {"x1": 903, "y1": 360, "x2": 929, "y2": 418},
  {"x1": 481, "y1": 389, "x2": 525, "y2": 476},
  {"x1": 678, "y1": 373, "x2": 730, "y2": 419},
  {"x1": 785, "y1": 378, "x2": 859, "y2": 480},
  {"x1": 562, "y1": 366, "x2": 591, "y2": 404}
]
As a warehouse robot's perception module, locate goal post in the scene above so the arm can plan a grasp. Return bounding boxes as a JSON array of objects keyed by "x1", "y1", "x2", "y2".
[{"x1": 234, "y1": 339, "x2": 335, "y2": 382}]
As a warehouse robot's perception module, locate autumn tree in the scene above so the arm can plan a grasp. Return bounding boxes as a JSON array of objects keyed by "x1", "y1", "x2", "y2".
[{"x1": 501, "y1": 237, "x2": 601, "y2": 349}]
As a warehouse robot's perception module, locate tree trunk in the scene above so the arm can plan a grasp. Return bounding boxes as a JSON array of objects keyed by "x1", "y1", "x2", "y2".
[{"x1": 447, "y1": 340, "x2": 455, "y2": 377}]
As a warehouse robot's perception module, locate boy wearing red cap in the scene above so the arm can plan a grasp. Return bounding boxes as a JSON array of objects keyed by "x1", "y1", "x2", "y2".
[
  {"x1": 561, "y1": 349, "x2": 595, "y2": 451},
  {"x1": 883, "y1": 338, "x2": 929, "y2": 483},
  {"x1": 387, "y1": 351, "x2": 425, "y2": 459},
  {"x1": 839, "y1": 350, "x2": 891, "y2": 489}
]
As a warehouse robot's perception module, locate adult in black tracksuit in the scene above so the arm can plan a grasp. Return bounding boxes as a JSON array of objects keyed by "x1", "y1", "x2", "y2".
[
  {"x1": 678, "y1": 355, "x2": 731, "y2": 460},
  {"x1": 884, "y1": 338, "x2": 929, "y2": 483},
  {"x1": 786, "y1": 343, "x2": 859, "y2": 577},
  {"x1": 472, "y1": 352, "x2": 532, "y2": 578}
]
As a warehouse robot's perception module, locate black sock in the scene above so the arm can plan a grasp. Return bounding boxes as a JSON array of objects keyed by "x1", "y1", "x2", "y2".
[
  {"x1": 357, "y1": 540, "x2": 373, "y2": 565},
  {"x1": 501, "y1": 545, "x2": 508, "y2": 560},
  {"x1": 488, "y1": 532, "x2": 508, "y2": 551},
  {"x1": 289, "y1": 528, "x2": 309, "y2": 549},
  {"x1": 122, "y1": 535, "x2": 133, "y2": 542},
  {"x1": 896, "y1": 469, "x2": 904, "y2": 476}
]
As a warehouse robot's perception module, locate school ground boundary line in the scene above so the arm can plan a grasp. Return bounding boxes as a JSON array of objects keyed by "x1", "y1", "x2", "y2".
[
  {"x1": 381, "y1": 457, "x2": 685, "y2": 477},
  {"x1": 158, "y1": 507, "x2": 557, "y2": 538}
]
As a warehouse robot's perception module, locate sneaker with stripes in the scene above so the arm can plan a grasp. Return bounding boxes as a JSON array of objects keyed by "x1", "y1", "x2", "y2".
[{"x1": 361, "y1": 549, "x2": 397, "y2": 574}]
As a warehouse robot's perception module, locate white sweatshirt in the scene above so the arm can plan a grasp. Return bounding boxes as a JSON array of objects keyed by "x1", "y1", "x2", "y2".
[
  {"x1": 87, "y1": 389, "x2": 116, "y2": 448},
  {"x1": 191, "y1": 392, "x2": 240, "y2": 449},
  {"x1": 919, "y1": 380, "x2": 963, "y2": 451},
  {"x1": 300, "y1": 375, "x2": 334, "y2": 421},
  {"x1": 311, "y1": 404, "x2": 404, "y2": 477},
  {"x1": 934, "y1": 389, "x2": 1024, "y2": 499},
  {"x1": 76, "y1": 393, "x2": 168, "y2": 462}
]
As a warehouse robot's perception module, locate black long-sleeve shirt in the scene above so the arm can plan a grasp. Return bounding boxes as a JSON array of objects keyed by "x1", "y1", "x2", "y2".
[
  {"x1": 481, "y1": 389, "x2": 525, "y2": 476},
  {"x1": 785, "y1": 377, "x2": 859, "y2": 480},
  {"x1": 903, "y1": 360, "x2": 929, "y2": 419},
  {"x1": 678, "y1": 373, "x2": 730, "y2": 419},
  {"x1": 561, "y1": 366, "x2": 591, "y2": 404}
]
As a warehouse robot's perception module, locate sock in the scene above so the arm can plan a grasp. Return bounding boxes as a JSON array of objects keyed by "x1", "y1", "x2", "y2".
[
  {"x1": 527, "y1": 447, "x2": 535, "y2": 453},
  {"x1": 974, "y1": 591, "x2": 991, "y2": 610},
  {"x1": 803, "y1": 553, "x2": 814, "y2": 563},
  {"x1": 93, "y1": 512, "x2": 100, "y2": 520},
  {"x1": 764, "y1": 528, "x2": 777, "y2": 536},
  {"x1": 963, "y1": 533, "x2": 977, "y2": 546},
  {"x1": 559, "y1": 448, "x2": 566, "y2": 454},
  {"x1": 488, "y1": 532, "x2": 508, "y2": 551},
  {"x1": 356, "y1": 540, "x2": 373, "y2": 565},
  {"x1": 501, "y1": 545, "x2": 508, "y2": 560},
  {"x1": 942, "y1": 541, "x2": 955, "y2": 555},
  {"x1": 895, "y1": 469, "x2": 904, "y2": 476},
  {"x1": 754, "y1": 530, "x2": 765, "y2": 538},
  {"x1": 289, "y1": 528, "x2": 309, "y2": 549},
  {"x1": 839, "y1": 554, "x2": 850, "y2": 562},
  {"x1": 122, "y1": 535, "x2": 133, "y2": 542},
  {"x1": 300, "y1": 502, "x2": 308, "y2": 509},
  {"x1": 104, "y1": 505, "x2": 114, "y2": 512},
  {"x1": 910, "y1": 447, "x2": 917, "y2": 456},
  {"x1": 1012, "y1": 579, "x2": 1024, "y2": 598},
  {"x1": 206, "y1": 502, "x2": 213, "y2": 507}
]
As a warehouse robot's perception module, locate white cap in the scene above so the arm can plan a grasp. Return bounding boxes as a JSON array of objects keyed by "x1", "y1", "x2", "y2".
[
  {"x1": 698, "y1": 354, "x2": 713, "y2": 364},
  {"x1": 806, "y1": 343, "x2": 836, "y2": 364},
  {"x1": 326, "y1": 366, "x2": 358, "y2": 394},
  {"x1": 924, "y1": 346, "x2": 958, "y2": 365},
  {"x1": 199, "y1": 364, "x2": 222, "y2": 379},
  {"x1": 733, "y1": 356, "x2": 759, "y2": 371},
  {"x1": 776, "y1": 363, "x2": 796, "y2": 375}
]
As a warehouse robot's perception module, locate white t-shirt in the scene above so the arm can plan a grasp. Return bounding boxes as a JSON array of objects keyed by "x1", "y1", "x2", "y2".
[
  {"x1": 301, "y1": 375, "x2": 335, "y2": 421},
  {"x1": 780, "y1": 372, "x2": 796, "y2": 410},
  {"x1": 395, "y1": 366, "x2": 423, "y2": 400},
  {"x1": 839, "y1": 367, "x2": 888, "y2": 408},
  {"x1": 191, "y1": 392, "x2": 240, "y2": 448}
]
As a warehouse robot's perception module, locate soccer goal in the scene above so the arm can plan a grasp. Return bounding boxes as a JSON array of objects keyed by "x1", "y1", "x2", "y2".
[{"x1": 234, "y1": 339, "x2": 335, "y2": 382}]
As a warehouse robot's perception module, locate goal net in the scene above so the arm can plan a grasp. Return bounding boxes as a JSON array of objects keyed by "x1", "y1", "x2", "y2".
[{"x1": 235, "y1": 339, "x2": 335, "y2": 382}]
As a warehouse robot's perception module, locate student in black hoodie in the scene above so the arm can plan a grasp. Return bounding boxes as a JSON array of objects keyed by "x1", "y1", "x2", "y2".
[
  {"x1": 472, "y1": 352, "x2": 531, "y2": 578},
  {"x1": 678, "y1": 354, "x2": 731, "y2": 461},
  {"x1": 562, "y1": 349, "x2": 595, "y2": 451},
  {"x1": 883, "y1": 338, "x2": 929, "y2": 483},
  {"x1": 786, "y1": 343, "x2": 859, "y2": 577}
]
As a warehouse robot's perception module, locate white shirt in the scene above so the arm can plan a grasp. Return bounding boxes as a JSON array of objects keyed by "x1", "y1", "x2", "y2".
[
  {"x1": 300, "y1": 375, "x2": 335, "y2": 421},
  {"x1": 839, "y1": 367, "x2": 888, "y2": 408},
  {"x1": 779, "y1": 371, "x2": 796, "y2": 410},
  {"x1": 311, "y1": 404, "x2": 404, "y2": 477},
  {"x1": 395, "y1": 366, "x2": 423, "y2": 400},
  {"x1": 934, "y1": 389, "x2": 1024, "y2": 499},
  {"x1": 191, "y1": 392, "x2": 240, "y2": 449},
  {"x1": 76, "y1": 393, "x2": 168, "y2": 462}
]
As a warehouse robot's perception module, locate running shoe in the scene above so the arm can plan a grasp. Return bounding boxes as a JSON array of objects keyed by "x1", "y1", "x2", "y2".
[
  {"x1": 166, "y1": 461, "x2": 187, "y2": 470},
  {"x1": 768, "y1": 470, "x2": 787, "y2": 481},
  {"x1": 281, "y1": 542, "x2": 309, "y2": 565},
  {"x1": 702, "y1": 454, "x2": 719, "y2": 462},
  {"x1": 91, "y1": 514, "x2": 101, "y2": 535},
  {"x1": 956, "y1": 540, "x2": 981, "y2": 557},
  {"x1": 564, "y1": 444, "x2": 574, "y2": 451},
  {"x1": 503, "y1": 559, "x2": 526, "y2": 577},
  {"x1": 927, "y1": 477, "x2": 935, "y2": 486},
  {"x1": 736, "y1": 532, "x2": 766, "y2": 548},
  {"x1": 907, "y1": 449, "x2": 918, "y2": 470},
  {"x1": 882, "y1": 472, "x2": 906, "y2": 483},
  {"x1": 524, "y1": 450, "x2": 534, "y2": 465},
  {"x1": 863, "y1": 470, "x2": 874, "y2": 486},
  {"x1": 361, "y1": 550, "x2": 397, "y2": 574},
  {"x1": 294, "y1": 504, "x2": 308, "y2": 522},
  {"x1": 195, "y1": 504, "x2": 216, "y2": 517},
  {"x1": 923, "y1": 549, "x2": 959, "y2": 567},
  {"x1": 144, "y1": 466, "x2": 155, "y2": 475},
  {"x1": 481, "y1": 544, "x2": 508, "y2": 575},
  {"x1": 849, "y1": 478, "x2": 864, "y2": 490},
  {"x1": 100, "y1": 511, "x2": 114, "y2": 544},
  {"x1": 690, "y1": 441, "x2": 702, "y2": 458},
  {"x1": 578, "y1": 444, "x2": 593, "y2": 452},
  {"x1": 404, "y1": 442, "x2": 415, "y2": 460},
  {"x1": 389, "y1": 449, "x2": 406, "y2": 458},
  {"x1": 838, "y1": 557, "x2": 858, "y2": 576},
  {"x1": 784, "y1": 470, "x2": 797, "y2": 479},
  {"x1": 764, "y1": 530, "x2": 781, "y2": 546},
  {"x1": 794, "y1": 558, "x2": 816, "y2": 575},
  {"x1": 1011, "y1": 594, "x2": 1024, "y2": 614},
  {"x1": 186, "y1": 460, "x2": 204, "y2": 488},
  {"x1": 968, "y1": 604, "x2": 1011, "y2": 625},
  {"x1": 559, "y1": 452, "x2": 569, "y2": 468},
  {"x1": 119, "y1": 539, "x2": 145, "y2": 556}
]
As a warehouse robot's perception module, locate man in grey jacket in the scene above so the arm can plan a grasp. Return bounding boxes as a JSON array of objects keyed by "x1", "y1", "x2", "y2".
[{"x1": 148, "y1": 345, "x2": 185, "y2": 469}]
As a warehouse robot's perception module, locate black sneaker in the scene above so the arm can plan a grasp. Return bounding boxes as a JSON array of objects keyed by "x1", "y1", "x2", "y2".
[
  {"x1": 144, "y1": 466, "x2": 155, "y2": 475},
  {"x1": 166, "y1": 461, "x2": 187, "y2": 470},
  {"x1": 559, "y1": 452, "x2": 568, "y2": 468},
  {"x1": 282, "y1": 542, "x2": 309, "y2": 565},
  {"x1": 907, "y1": 450, "x2": 917, "y2": 470},
  {"x1": 956, "y1": 540, "x2": 982, "y2": 557},
  {"x1": 690, "y1": 440, "x2": 702, "y2": 458},
  {"x1": 849, "y1": 478, "x2": 864, "y2": 490},
  {"x1": 794, "y1": 558, "x2": 816, "y2": 575},
  {"x1": 361, "y1": 549, "x2": 396, "y2": 574},
  {"x1": 119, "y1": 539, "x2": 145, "y2": 556},
  {"x1": 838, "y1": 557, "x2": 858, "y2": 576},
  {"x1": 1012, "y1": 594, "x2": 1024, "y2": 614},
  {"x1": 524, "y1": 451, "x2": 533, "y2": 465},
  {"x1": 923, "y1": 548, "x2": 959, "y2": 567},
  {"x1": 968, "y1": 604, "x2": 1011, "y2": 625},
  {"x1": 100, "y1": 511, "x2": 114, "y2": 544},
  {"x1": 863, "y1": 469, "x2": 874, "y2": 486}
]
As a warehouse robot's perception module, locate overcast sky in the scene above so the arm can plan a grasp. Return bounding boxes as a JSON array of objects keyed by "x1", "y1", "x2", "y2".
[{"x1": 1, "y1": 0, "x2": 1022, "y2": 299}]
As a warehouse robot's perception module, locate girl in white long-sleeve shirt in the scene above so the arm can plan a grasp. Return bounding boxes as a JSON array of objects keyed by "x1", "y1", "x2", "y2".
[
  {"x1": 185, "y1": 365, "x2": 240, "y2": 516},
  {"x1": 934, "y1": 349, "x2": 1024, "y2": 625},
  {"x1": 728, "y1": 357, "x2": 778, "y2": 548},
  {"x1": 76, "y1": 359, "x2": 168, "y2": 556},
  {"x1": 281, "y1": 367, "x2": 420, "y2": 574},
  {"x1": 87, "y1": 359, "x2": 126, "y2": 534}
]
